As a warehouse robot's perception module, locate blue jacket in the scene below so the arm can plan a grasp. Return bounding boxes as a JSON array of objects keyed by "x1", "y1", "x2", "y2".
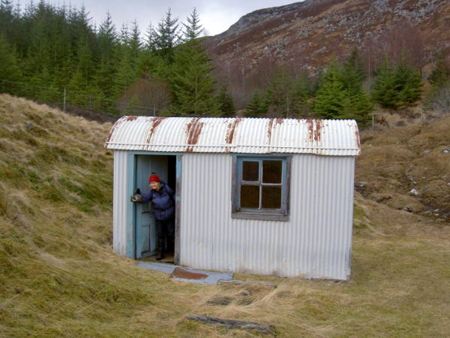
[{"x1": 142, "y1": 182, "x2": 175, "y2": 221}]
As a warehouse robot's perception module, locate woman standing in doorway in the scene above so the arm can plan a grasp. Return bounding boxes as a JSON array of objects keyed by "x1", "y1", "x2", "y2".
[{"x1": 131, "y1": 174, "x2": 175, "y2": 260}]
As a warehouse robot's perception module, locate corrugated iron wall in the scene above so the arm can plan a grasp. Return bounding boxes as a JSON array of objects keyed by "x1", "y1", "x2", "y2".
[
  {"x1": 113, "y1": 151, "x2": 130, "y2": 257},
  {"x1": 180, "y1": 153, "x2": 355, "y2": 280}
]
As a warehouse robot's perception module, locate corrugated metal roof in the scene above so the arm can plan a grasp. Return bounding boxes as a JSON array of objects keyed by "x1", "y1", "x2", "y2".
[{"x1": 105, "y1": 117, "x2": 361, "y2": 156}]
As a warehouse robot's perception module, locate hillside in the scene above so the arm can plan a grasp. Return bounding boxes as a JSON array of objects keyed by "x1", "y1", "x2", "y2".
[
  {"x1": 207, "y1": 0, "x2": 450, "y2": 101},
  {"x1": 1, "y1": 94, "x2": 450, "y2": 337},
  {"x1": 357, "y1": 113, "x2": 450, "y2": 221},
  {"x1": 209, "y1": 0, "x2": 450, "y2": 74}
]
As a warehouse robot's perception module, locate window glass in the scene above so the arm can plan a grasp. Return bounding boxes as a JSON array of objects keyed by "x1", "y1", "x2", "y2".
[
  {"x1": 233, "y1": 156, "x2": 290, "y2": 220},
  {"x1": 242, "y1": 161, "x2": 259, "y2": 181},
  {"x1": 262, "y1": 186, "x2": 282, "y2": 209},
  {"x1": 240, "y1": 185, "x2": 259, "y2": 208},
  {"x1": 263, "y1": 160, "x2": 282, "y2": 183}
]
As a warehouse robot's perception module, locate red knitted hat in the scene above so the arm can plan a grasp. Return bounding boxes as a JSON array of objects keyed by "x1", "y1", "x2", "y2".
[{"x1": 149, "y1": 174, "x2": 160, "y2": 183}]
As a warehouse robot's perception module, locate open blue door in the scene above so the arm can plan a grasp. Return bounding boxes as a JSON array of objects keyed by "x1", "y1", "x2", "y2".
[{"x1": 134, "y1": 155, "x2": 168, "y2": 259}]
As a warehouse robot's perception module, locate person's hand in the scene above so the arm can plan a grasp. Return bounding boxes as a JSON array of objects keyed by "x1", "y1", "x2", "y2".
[{"x1": 131, "y1": 194, "x2": 143, "y2": 203}]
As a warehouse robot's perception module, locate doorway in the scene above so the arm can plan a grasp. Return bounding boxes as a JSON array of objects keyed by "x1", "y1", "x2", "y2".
[{"x1": 133, "y1": 154, "x2": 179, "y2": 263}]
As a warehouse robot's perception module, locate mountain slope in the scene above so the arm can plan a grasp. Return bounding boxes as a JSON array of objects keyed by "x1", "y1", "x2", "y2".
[{"x1": 207, "y1": 0, "x2": 450, "y2": 98}]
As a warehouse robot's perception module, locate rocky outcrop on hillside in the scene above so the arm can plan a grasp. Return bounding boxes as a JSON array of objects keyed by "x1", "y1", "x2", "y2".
[
  {"x1": 206, "y1": 0, "x2": 450, "y2": 96},
  {"x1": 216, "y1": 1, "x2": 312, "y2": 40}
]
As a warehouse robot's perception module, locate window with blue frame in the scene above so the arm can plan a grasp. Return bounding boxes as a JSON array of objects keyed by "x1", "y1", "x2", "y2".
[{"x1": 232, "y1": 156, "x2": 291, "y2": 221}]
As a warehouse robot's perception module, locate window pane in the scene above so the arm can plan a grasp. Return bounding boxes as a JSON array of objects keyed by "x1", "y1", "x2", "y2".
[
  {"x1": 263, "y1": 160, "x2": 282, "y2": 183},
  {"x1": 240, "y1": 185, "x2": 260, "y2": 208},
  {"x1": 262, "y1": 186, "x2": 282, "y2": 209},
  {"x1": 242, "y1": 161, "x2": 259, "y2": 181}
]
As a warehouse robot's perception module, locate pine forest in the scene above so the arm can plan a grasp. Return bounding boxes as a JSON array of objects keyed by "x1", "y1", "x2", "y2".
[{"x1": 1, "y1": 0, "x2": 450, "y2": 126}]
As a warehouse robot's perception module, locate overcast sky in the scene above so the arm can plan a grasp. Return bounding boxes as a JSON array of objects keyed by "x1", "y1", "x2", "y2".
[{"x1": 43, "y1": 0, "x2": 300, "y2": 36}]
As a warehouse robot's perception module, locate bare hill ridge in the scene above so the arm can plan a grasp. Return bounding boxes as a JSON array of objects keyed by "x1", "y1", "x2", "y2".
[
  {"x1": 1, "y1": 94, "x2": 449, "y2": 336},
  {"x1": 207, "y1": 0, "x2": 450, "y2": 86}
]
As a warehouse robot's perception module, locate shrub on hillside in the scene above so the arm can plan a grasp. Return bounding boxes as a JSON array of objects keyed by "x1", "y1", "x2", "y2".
[
  {"x1": 314, "y1": 59, "x2": 372, "y2": 125},
  {"x1": 424, "y1": 84, "x2": 450, "y2": 115},
  {"x1": 371, "y1": 58, "x2": 423, "y2": 110}
]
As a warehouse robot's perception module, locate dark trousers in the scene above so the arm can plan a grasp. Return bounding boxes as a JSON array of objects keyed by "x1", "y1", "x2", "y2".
[{"x1": 155, "y1": 218, "x2": 174, "y2": 254}]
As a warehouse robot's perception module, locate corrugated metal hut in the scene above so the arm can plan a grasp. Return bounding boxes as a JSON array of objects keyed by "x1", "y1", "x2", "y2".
[{"x1": 105, "y1": 117, "x2": 361, "y2": 280}]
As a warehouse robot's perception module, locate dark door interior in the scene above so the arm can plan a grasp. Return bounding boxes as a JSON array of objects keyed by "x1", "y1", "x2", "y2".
[{"x1": 134, "y1": 155, "x2": 177, "y2": 260}]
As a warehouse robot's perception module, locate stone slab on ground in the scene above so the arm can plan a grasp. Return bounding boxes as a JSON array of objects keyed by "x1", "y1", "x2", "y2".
[{"x1": 137, "y1": 261, "x2": 233, "y2": 285}]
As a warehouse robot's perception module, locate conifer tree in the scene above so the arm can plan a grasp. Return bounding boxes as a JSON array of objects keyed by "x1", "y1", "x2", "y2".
[
  {"x1": 314, "y1": 61, "x2": 349, "y2": 119},
  {"x1": 114, "y1": 49, "x2": 136, "y2": 97},
  {"x1": 25, "y1": 2, "x2": 54, "y2": 78},
  {"x1": 98, "y1": 12, "x2": 117, "y2": 60},
  {"x1": 371, "y1": 59, "x2": 398, "y2": 109},
  {"x1": 343, "y1": 89, "x2": 373, "y2": 126},
  {"x1": 0, "y1": 34, "x2": 21, "y2": 87},
  {"x1": 0, "y1": 0, "x2": 14, "y2": 39},
  {"x1": 394, "y1": 57, "x2": 422, "y2": 106},
  {"x1": 68, "y1": 70, "x2": 87, "y2": 106},
  {"x1": 246, "y1": 90, "x2": 267, "y2": 117},
  {"x1": 75, "y1": 35, "x2": 94, "y2": 86},
  {"x1": 129, "y1": 20, "x2": 142, "y2": 69},
  {"x1": 265, "y1": 68, "x2": 295, "y2": 117},
  {"x1": 96, "y1": 12, "x2": 118, "y2": 100},
  {"x1": 372, "y1": 57, "x2": 422, "y2": 109},
  {"x1": 291, "y1": 71, "x2": 314, "y2": 116},
  {"x1": 152, "y1": 9, "x2": 180, "y2": 65},
  {"x1": 136, "y1": 50, "x2": 166, "y2": 79},
  {"x1": 145, "y1": 23, "x2": 156, "y2": 50},
  {"x1": 340, "y1": 50, "x2": 373, "y2": 124},
  {"x1": 170, "y1": 9, "x2": 218, "y2": 116},
  {"x1": 94, "y1": 57, "x2": 116, "y2": 103},
  {"x1": 341, "y1": 48, "x2": 366, "y2": 94},
  {"x1": 182, "y1": 7, "x2": 202, "y2": 40},
  {"x1": 30, "y1": 67, "x2": 57, "y2": 101},
  {"x1": 119, "y1": 23, "x2": 129, "y2": 46},
  {"x1": 217, "y1": 85, "x2": 235, "y2": 116},
  {"x1": 52, "y1": 55, "x2": 73, "y2": 91}
]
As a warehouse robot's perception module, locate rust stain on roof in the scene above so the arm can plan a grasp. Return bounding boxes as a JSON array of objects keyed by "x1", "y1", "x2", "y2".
[
  {"x1": 225, "y1": 118, "x2": 241, "y2": 144},
  {"x1": 355, "y1": 129, "x2": 361, "y2": 149},
  {"x1": 104, "y1": 117, "x2": 125, "y2": 146},
  {"x1": 307, "y1": 119, "x2": 323, "y2": 142},
  {"x1": 126, "y1": 116, "x2": 138, "y2": 121},
  {"x1": 314, "y1": 120, "x2": 322, "y2": 141},
  {"x1": 307, "y1": 119, "x2": 314, "y2": 141},
  {"x1": 267, "y1": 118, "x2": 275, "y2": 141},
  {"x1": 267, "y1": 118, "x2": 284, "y2": 143},
  {"x1": 146, "y1": 116, "x2": 166, "y2": 144},
  {"x1": 186, "y1": 118, "x2": 204, "y2": 144},
  {"x1": 186, "y1": 117, "x2": 204, "y2": 152}
]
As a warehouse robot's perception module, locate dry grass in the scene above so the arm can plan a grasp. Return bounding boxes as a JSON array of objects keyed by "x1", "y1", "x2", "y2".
[
  {"x1": 357, "y1": 111, "x2": 450, "y2": 221},
  {"x1": 1, "y1": 94, "x2": 450, "y2": 337}
]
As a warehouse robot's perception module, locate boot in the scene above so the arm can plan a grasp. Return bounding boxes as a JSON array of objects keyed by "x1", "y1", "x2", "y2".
[
  {"x1": 156, "y1": 251, "x2": 164, "y2": 260},
  {"x1": 156, "y1": 233, "x2": 165, "y2": 260}
]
